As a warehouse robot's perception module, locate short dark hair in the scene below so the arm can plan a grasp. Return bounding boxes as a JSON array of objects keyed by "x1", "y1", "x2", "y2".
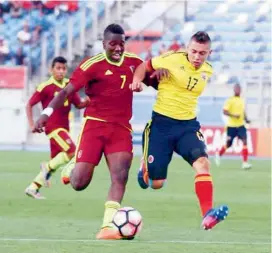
[
  {"x1": 191, "y1": 31, "x2": 211, "y2": 44},
  {"x1": 52, "y1": 56, "x2": 67, "y2": 67},
  {"x1": 103, "y1": 23, "x2": 125, "y2": 38}
]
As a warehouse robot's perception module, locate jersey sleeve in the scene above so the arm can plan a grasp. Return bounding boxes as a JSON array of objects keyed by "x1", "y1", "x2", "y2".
[
  {"x1": 150, "y1": 51, "x2": 175, "y2": 70},
  {"x1": 71, "y1": 92, "x2": 82, "y2": 107},
  {"x1": 134, "y1": 57, "x2": 143, "y2": 67},
  {"x1": 69, "y1": 58, "x2": 95, "y2": 92},
  {"x1": 223, "y1": 98, "x2": 232, "y2": 111},
  {"x1": 150, "y1": 55, "x2": 166, "y2": 70},
  {"x1": 28, "y1": 91, "x2": 41, "y2": 106}
]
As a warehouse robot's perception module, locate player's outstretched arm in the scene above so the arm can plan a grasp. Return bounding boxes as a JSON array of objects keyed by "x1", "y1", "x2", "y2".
[
  {"x1": 26, "y1": 102, "x2": 36, "y2": 132},
  {"x1": 130, "y1": 62, "x2": 147, "y2": 92},
  {"x1": 33, "y1": 83, "x2": 76, "y2": 133},
  {"x1": 26, "y1": 91, "x2": 41, "y2": 132}
]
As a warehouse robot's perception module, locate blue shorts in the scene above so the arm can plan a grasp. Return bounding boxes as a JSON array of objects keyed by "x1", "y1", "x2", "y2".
[
  {"x1": 142, "y1": 112, "x2": 208, "y2": 180},
  {"x1": 226, "y1": 126, "x2": 247, "y2": 146}
]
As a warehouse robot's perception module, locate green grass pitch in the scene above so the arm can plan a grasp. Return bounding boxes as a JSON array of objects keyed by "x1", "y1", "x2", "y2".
[{"x1": 0, "y1": 151, "x2": 270, "y2": 253}]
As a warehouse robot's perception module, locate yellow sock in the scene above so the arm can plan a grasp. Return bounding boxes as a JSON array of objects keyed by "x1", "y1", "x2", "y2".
[
  {"x1": 28, "y1": 182, "x2": 39, "y2": 191},
  {"x1": 32, "y1": 172, "x2": 45, "y2": 188},
  {"x1": 101, "y1": 201, "x2": 121, "y2": 228},
  {"x1": 48, "y1": 152, "x2": 70, "y2": 171},
  {"x1": 61, "y1": 156, "x2": 75, "y2": 178}
]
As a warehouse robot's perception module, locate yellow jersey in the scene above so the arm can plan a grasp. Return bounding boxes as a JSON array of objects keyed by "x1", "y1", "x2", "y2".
[
  {"x1": 223, "y1": 96, "x2": 245, "y2": 127},
  {"x1": 150, "y1": 51, "x2": 213, "y2": 120}
]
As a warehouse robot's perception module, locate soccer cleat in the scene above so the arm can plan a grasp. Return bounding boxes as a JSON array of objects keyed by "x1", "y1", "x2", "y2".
[
  {"x1": 214, "y1": 151, "x2": 221, "y2": 167},
  {"x1": 137, "y1": 158, "x2": 149, "y2": 189},
  {"x1": 62, "y1": 176, "x2": 70, "y2": 185},
  {"x1": 40, "y1": 162, "x2": 51, "y2": 187},
  {"x1": 242, "y1": 162, "x2": 252, "y2": 170},
  {"x1": 61, "y1": 165, "x2": 70, "y2": 184},
  {"x1": 96, "y1": 227, "x2": 122, "y2": 240},
  {"x1": 25, "y1": 187, "x2": 45, "y2": 200},
  {"x1": 202, "y1": 205, "x2": 229, "y2": 230}
]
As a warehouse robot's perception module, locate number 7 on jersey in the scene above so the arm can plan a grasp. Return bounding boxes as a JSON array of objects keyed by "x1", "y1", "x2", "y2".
[{"x1": 120, "y1": 75, "x2": 126, "y2": 89}]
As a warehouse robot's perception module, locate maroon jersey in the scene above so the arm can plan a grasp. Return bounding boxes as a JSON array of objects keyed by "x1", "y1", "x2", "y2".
[
  {"x1": 70, "y1": 52, "x2": 143, "y2": 129},
  {"x1": 29, "y1": 76, "x2": 81, "y2": 134}
]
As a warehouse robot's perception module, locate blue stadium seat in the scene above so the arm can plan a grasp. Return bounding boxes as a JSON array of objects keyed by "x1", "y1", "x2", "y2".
[
  {"x1": 1, "y1": 1, "x2": 107, "y2": 70},
  {"x1": 227, "y1": 3, "x2": 258, "y2": 13},
  {"x1": 212, "y1": 23, "x2": 252, "y2": 32},
  {"x1": 255, "y1": 23, "x2": 271, "y2": 32},
  {"x1": 219, "y1": 32, "x2": 257, "y2": 42},
  {"x1": 208, "y1": 53, "x2": 220, "y2": 62},
  {"x1": 188, "y1": 22, "x2": 211, "y2": 31},
  {"x1": 192, "y1": 13, "x2": 235, "y2": 22},
  {"x1": 199, "y1": 2, "x2": 219, "y2": 12}
]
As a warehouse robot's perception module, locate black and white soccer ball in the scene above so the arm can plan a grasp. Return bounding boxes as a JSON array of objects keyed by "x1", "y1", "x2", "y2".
[{"x1": 112, "y1": 207, "x2": 143, "y2": 239}]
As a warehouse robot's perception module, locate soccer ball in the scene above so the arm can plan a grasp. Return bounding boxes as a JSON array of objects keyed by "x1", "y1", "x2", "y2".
[{"x1": 112, "y1": 207, "x2": 143, "y2": 239}]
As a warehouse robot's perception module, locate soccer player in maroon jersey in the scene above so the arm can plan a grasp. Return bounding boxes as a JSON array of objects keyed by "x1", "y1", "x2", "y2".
[
  {"x1": 33, "y1": 24, "x2": 156, "y2": 240},
  {"x1": 25, "y1": 56, "x2": 89, "y2": 199}
]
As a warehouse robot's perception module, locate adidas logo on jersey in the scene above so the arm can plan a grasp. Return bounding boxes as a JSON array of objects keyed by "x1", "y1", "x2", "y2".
[
  {"x1": 201, "y1": 72, "x2": 207, "y2": 81},
  {"x1": 129, "y1": 65, "x2": 135, "y2": 73},
  {"x1": 105, "y1": 70, "x2": 113, "y2": 75}
]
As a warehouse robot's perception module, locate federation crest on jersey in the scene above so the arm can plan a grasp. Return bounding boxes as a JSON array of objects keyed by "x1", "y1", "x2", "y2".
[
  {"x1": 78, "y1": 150, "x2": 83, "y2": 159},
  {"x1": 201, "y1": 72, "x2": 207, "y2": 81},
  {"x1": 148, "y1": 155, "x2": 154, "y2": 163},
  {"x1": 129, "y1": 65, "x2": 135, "y2": 73}
]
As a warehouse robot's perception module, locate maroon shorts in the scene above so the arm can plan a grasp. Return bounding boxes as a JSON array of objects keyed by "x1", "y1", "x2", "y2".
[
  {"x1": 76, "y1": 120, "x2": 133, "y2": 165},
  {"x1": 48, "y1": 128, "x2": 76, "y2": 158}
]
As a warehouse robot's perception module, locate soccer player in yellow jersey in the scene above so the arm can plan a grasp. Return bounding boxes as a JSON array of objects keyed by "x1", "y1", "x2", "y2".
[
  {"x1": 215, "y1": 84, "x2": 252, "y2": 169},
  {"x1": 130, "y1": 31, "x2": 229, "y2": 230}
]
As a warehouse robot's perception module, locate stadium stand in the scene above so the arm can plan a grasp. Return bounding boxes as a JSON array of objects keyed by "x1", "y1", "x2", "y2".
[
  {"x1": 1, "y1": 0, "x2": 270, "y2": 85},
  {"x1": 0, "y1": 1, "x2": 115, "y2": 72},
  {"x1": 139, "y1": 0, "x2": 271, "y2": 85}
]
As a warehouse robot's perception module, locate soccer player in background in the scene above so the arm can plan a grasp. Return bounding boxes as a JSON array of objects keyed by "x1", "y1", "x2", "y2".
[
  {"x1": 33, "y1": 24, "x2": 156, "y2": 239},
  {"x1": 25, "y1": 56, "x2": 90, "y2": 199},
  {"x1": 215, "y1": 83, "x2": 252, "y2": 169},
  {"x1": 130, "y1": 31, "x2": 229, "y2": 230}
]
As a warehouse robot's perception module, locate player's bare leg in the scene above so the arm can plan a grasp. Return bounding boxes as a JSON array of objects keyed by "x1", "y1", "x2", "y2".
[
  {"x1": 96, "y1": 152, "x2": 132, "y2": 240},
  {"x1": 69, "y1": 162, "x2": 95, "y2": 191},
  {"x1": 193, "y1": 157, "x2": 229, "y2": 230},
  {"x1": 241, "y1": 139, "x2": 252, "y2": 170}
]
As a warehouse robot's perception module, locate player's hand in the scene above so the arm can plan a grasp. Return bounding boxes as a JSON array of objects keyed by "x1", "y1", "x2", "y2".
[
  {"x1": 30, "y1": 124, "x2": 36, "y2": 133},
  {"x1": 245, "y1": 119, "x2": 251, "y2": 124},
  {"x1": 82, "y1": 96, "x2": 90, "y2": 107},
  {"x1": 129, "y1": 81, "x2": 144, "y2": 92},
  {"x1": 33, "y1": 114, "x2": 49, "y2": 133},
  {"x1": 150, "y1": 68, "x2": 170, "y2": 81}
]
